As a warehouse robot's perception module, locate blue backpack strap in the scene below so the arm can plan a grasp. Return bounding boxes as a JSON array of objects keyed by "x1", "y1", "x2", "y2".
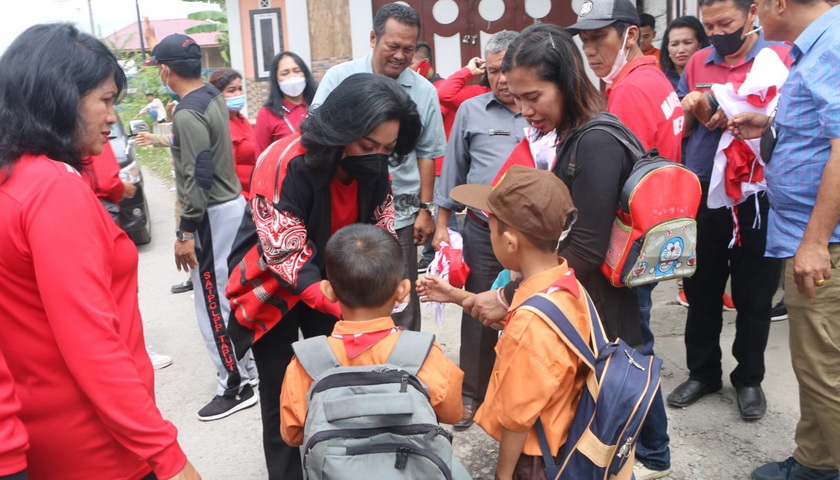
[
  {"x1": 519, "y1": 292, "x2": 607, "y2": 472},
  {"x1": 292, "y1": 336, "x2": 342, "y2": 380},
  {"x1": 386, "y1": 331, "x2": 435, "y2": 376},
  {"x1": 534, "y1": 418, "x2": 559, "y2": 473},
  {"x1": 581, "y1": 291, "x2": 610, "y2": 354},
  {"x1": 520, "y1": 294, "x2": 596, "y2": 367}
]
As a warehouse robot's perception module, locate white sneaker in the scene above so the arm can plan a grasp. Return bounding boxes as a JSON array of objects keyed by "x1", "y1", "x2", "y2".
[
  {"x1": 146, "y1": 347, "x2": 173, "y2": 370},
  {"x1": 634, "y1": 462, "x2": 671, "y2": 480}
]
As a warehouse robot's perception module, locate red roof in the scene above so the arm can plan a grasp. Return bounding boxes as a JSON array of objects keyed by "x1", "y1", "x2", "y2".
[{"x1": 104, "y1": 19, "x2": 219, "y2": 50}]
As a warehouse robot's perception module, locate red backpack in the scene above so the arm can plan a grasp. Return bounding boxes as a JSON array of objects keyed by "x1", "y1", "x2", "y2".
[{"x1": 566, "y1": 125, "x2": 702, "y2": 287}]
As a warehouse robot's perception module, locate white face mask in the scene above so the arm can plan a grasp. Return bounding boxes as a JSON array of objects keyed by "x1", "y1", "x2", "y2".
[
  {"x1": 599, "y1": 28, "x2": 630, "y2": 84},
  {"x1": 278, "y1": 76, "x2": 306, "y2": 98}
]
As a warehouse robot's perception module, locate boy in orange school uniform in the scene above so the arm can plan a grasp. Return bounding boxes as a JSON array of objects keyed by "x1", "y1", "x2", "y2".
[
  {"x1": 279, "y1": 224, "x2": 464, "y2": 447},
  {"x1": 419, "y1": 165, "x2": 595, "y2": 479}
]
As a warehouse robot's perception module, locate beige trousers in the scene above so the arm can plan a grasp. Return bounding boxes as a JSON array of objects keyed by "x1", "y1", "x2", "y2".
[{"x1": 786, "y1": 244, "x2": 840, "y2": 470}]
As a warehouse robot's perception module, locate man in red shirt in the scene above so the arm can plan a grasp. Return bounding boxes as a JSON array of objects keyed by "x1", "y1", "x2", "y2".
[
  {"x1": 568, "y1": 1, "x2": 683, "y2": 478},
  {"x1": 569, "y1": 0, "x2": 683, "y2": 163}
]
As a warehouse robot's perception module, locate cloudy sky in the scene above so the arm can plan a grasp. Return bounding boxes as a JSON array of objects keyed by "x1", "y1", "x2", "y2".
[{"x1": 1, "y1": 0, "x2": 219, "y2": 52}]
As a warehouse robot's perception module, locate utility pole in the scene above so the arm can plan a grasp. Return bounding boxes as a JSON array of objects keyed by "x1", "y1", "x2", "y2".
[
  {"x1": 135, "y1": 0, "x2": 146, "y2": 59},
  {"x1": 87, "y1": 0, "x2": 95, "y2": 35}
]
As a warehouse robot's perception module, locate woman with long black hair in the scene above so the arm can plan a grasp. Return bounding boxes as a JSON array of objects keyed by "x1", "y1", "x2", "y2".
[
  {"x1": 254, "y1": 51, "x2": 318, "y2": 155},
  {"x1": 227, "y1": 72, "x2": 422, "y2": 479},
  {"x1": 459, "y1": 24, "x2": 651, "y2": 478},
  {"x1": 660, "y1": 16, "x2": 710, "y2": 90},
  {"x1": 0, "y1": 24, "x2": 199, "y2": 480}
]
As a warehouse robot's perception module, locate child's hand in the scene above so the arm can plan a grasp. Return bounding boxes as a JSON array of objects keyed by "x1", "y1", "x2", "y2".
[{"x1": 416, "y1": 275, "x2": 456, "y2": 304}]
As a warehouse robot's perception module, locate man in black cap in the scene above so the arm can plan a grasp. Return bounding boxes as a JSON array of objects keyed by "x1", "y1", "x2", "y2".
[{"x1": 152, "y1": 33, "x2": 258, "y2": 421}]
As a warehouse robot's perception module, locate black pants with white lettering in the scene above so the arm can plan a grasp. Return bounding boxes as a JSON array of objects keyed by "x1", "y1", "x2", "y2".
[{"x1": 192, "y1": 196, "x2": 257, "y2": 396}]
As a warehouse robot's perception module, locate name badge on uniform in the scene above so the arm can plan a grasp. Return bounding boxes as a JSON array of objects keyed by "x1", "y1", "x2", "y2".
[
  {"x1": 695, "y1": 83, "x2": 713, "y2": 89},
  {"x1": 489, "y1": 129, "x2": 511, "y2": 136}
]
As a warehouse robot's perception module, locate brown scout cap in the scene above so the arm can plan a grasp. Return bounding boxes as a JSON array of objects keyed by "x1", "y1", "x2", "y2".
[{"x1": 450, "y1": 165, "x2": 577, "y2": 243}]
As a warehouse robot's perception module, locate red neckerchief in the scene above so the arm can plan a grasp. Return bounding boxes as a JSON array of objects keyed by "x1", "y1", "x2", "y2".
[
  {"x1": 542, "y1": 268, "x2": 581, "y2": 298},
  {"x1": 332, "y1": 327, "x2": 399, "y2": 359}
]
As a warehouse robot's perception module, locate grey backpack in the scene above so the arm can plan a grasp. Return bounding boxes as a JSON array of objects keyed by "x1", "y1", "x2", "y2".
[{"x1": 292, "y1": 331, "x2": 471, "y2": 480}]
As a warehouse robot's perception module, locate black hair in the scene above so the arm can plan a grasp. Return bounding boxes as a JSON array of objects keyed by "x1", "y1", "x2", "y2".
[
  {"x1": 161, "y1": 58, "x2": 201, "y2": 79},
  {"x1": 264, "y1": 51, "x2": 317, "y2": 116},
  {"x1": 607, "y1": 20, "x2": 644, "y2": 47},
  {"x1": 208, "y1": 67, "x2": 242, "y2": 91},
  {"x1": 0, "y1": 23, "x2": 126, "y2": 175},
  {"x1": 698, "y1": 0, "x2": 754, "y2": 13},
  {"x1": 373, "y1": 2, "x2": 421, "y2": 39},
  {"x1": 415, "y1": 41, "x2": 432, "y2": 61},
  {"x1": 639, "y1": 13, "x2": 657, "y2": 29},
  {"x1": 502, "y1": 24, "x2": 605, "y2": 134},
  {"x1": 300, "y1": 73, "x2": 422, "y2": 169},
  {"x1": 325, "y1": 224, "x2": 404, "y2": 309},
  {"x1": 660, "y1": 16, "x2": 710, "y2": 73}
]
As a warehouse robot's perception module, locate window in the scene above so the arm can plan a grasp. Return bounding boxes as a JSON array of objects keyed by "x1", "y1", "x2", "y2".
[{"x1": 250, "y1": 8, "x2": 283, "y2": 80}]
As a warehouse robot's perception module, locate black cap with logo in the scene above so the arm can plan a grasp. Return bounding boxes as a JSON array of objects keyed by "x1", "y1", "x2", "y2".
[
  {"x1": 150, "y1": 34, "x2": 202, "y2": 63},
  {"x1": 567, "y1": 0, "x2": 641, "y2": 35}
]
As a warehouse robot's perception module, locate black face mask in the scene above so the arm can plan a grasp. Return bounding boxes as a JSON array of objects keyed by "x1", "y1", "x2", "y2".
[
  {"x1": 339, "y1": 153, "x2": 390, "y2": 182},
  {"x1": 709, "y1": 19, "x2": 749, "y2": 57}
]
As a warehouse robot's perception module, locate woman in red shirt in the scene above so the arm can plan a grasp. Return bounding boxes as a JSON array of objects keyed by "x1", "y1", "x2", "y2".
[
  {"x1": 0, "y1": 24, "x2": 199, "y2": 480},
  {"x1": 209, "y1": 68, "x2": 257, "y2": 198},
  {"x1": 254, "y1": 51, "x2": 317, "y2": 155}
]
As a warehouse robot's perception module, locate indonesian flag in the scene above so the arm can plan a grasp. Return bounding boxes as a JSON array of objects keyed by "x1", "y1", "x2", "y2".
[{"x1": 708, "y1": 48, "x2": 789, "y2": 211}]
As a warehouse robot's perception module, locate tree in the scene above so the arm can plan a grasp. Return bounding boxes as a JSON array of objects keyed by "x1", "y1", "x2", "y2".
[{"x1": 183, "y1": 0, "x2": 230, "y2": 66}]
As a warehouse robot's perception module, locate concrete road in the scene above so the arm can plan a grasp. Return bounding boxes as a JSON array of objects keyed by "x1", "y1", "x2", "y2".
[{"x1": 138, "y1": 167, "x2": 799, "y2": 480}]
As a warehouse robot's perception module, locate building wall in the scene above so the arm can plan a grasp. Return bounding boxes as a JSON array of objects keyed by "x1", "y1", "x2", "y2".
[
  {"x1": 307, "y1": 0, "x2": 353, "y2": 80},
  {"x1": 228, "y1": 0, "x2": 691, "y2": 121},
  {"x1": 644, "y1": 0, "x2": 670, "y2": 49},
  {"x1": 233, "y1": 0, "x2": 296, "y2": 120}
]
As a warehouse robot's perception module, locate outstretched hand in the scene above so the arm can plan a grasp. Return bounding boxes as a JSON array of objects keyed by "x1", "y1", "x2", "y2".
[{"x1": 417, "y1": 275, "x2": 457, "y2": 304}]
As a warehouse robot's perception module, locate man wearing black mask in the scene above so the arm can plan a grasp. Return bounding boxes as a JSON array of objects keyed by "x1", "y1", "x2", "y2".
[{"x1": 667, "y1": 0, "x2": 793, "y2": 422}]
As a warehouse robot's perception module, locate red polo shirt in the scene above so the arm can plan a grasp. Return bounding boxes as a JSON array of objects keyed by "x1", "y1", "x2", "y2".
[
  {"x1": 254, "y1": 99, "x2": 308, "y2": 156},
  {"x1": 606, "y1": 55, "x2": 683, "y2": 163}
]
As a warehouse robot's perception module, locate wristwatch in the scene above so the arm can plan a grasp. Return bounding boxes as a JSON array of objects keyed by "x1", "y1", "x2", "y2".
[
  {"x1": 418, "y1": 202, "x2": 434, "y2": 212},
  {"x1": 176, "y1": 230, "x2": 195, "y2": 242}
]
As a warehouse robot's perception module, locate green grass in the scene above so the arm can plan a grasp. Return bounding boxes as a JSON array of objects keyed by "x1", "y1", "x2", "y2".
[{"x1": 136, "y1": 144, "x2": 175, "y2": 183}]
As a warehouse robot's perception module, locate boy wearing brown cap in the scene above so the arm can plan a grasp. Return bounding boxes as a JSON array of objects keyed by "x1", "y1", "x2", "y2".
[{"x1": 441, "y1": 165, "x2": 594, "y2": 479}]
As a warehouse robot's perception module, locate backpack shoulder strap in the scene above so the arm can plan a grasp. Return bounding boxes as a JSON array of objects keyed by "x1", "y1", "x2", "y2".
[
  {"x1": 292, "y1": 336, "x2": 342, "y2": 379},
  {"x1": 519, "y1": 294, "x2": 597, "y2": 368},
  {"x1": 564, "y1": 121, "x2": 644, "y2": 178},
  {"x1": 525, "y1": 290, "x2": 612, "y2": 470},
  {"x1": 386, "y1": 330, "x2": 436, "y2": 376},
  {"x1": 581, "y1": 290, "x2": 610, "y2": 353}
]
